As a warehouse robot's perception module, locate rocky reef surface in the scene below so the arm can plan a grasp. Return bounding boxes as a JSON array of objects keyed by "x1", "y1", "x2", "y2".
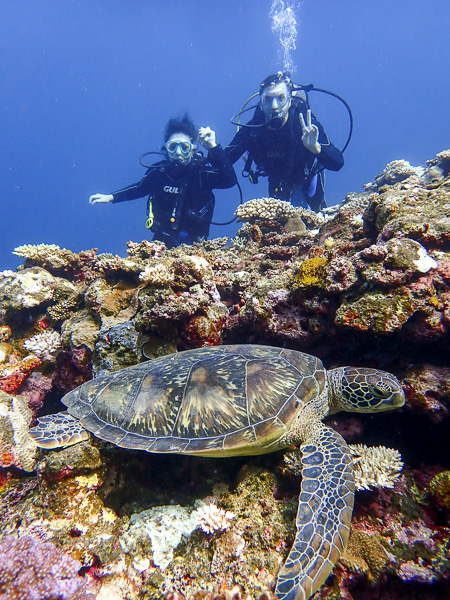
[{"x1": 0, "y1": 151, "x2": 449, "y2": 600}]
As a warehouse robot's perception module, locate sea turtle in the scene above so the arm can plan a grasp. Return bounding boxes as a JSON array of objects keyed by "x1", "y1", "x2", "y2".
[{"x1": 29, "y1": 344, "x2": 405, "y2": 600}]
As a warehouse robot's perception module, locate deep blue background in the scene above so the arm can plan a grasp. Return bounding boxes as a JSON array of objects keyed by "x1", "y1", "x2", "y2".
[{"x1": 1, "y1": 1, "x2": 448, "y2": 270}]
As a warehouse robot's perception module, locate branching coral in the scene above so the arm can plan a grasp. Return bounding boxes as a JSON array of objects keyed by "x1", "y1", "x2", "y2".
[
  {"x1": 139, "y1": 262, "x2": 174, "y2": 285},
  {"x1": 13, "y1": 243, "x2": 63, "y2": 260},
  {"x1": 24, "y1": 330, "x2": 62, "y2": 360},
  {"x1": 196, "y1": 504, "x2": 236, "y2": 534},
  {"x1": 283, "y1": 444, "x2": 403, "y2": 491},
  {"x1": 349, "y1": 443, "x2": 403, "y2": 490}
]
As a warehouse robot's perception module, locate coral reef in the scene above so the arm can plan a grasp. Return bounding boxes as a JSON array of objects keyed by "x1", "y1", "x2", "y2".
[{"x1": 0, "y1": 150, "x2": 449, "y2": 599}]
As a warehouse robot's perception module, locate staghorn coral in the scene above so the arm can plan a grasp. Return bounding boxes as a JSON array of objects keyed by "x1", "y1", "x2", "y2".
[
  {"x1": 235, "y1": 197, "x2": 299, "y2": 224},
  {"x1": 24, "y1": 329, "x2": 62, "y2": 360},
  {"x1": 349, "y1": 444, "x2": 403, "y2": 490},
  {"x1": 0, "y1": 534, "x2": 94, "y2": 599},
  {"x1": 47, "y1": 295, "x2": 80, "y2": 321},
  {"x1": 196, "y1": 504, "x2": 236, "y2": 534}
]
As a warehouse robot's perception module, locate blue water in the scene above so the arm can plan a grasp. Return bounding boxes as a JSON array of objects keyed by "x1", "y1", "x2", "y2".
[{"x1": 1, "y1": 0, "x2": 448, "y2": 270}]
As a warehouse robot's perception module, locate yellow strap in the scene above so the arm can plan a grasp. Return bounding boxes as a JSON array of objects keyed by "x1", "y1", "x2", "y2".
[{"x1": 145, "y1": 201, "x2": 154, "y2": 229}]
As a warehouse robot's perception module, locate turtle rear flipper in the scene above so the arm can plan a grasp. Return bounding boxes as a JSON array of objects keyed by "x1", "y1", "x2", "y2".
[
  {"x1": 276, "y1": 425, "x2": 354, "y2": 600},
  {"x1": 29, "y1": 412, "x2": 90, "y2": 449}
]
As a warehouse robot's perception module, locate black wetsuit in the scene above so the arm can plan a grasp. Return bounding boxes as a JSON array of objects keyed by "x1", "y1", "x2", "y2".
[
  {"x1": 111, "y1": 146, "x2": 236, "y2": 248},
  {"x1": 226, "y1": 98, "x2": 344, "y2": 211}
]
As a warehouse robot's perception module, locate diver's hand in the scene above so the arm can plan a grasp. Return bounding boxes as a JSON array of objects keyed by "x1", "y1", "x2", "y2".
[
  {"x1": 300, "y1": 109, "x2": 321, "y2": 155},
  {"x1": 198, "y1": 127, "x2": 217, "y2": 150},
  {"x1": 89, "y1": 193, "x2": 114, "y2": 205}
]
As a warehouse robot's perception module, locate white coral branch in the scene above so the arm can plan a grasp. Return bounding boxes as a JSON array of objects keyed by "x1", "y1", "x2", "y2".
[
  {"x1": 350, "y1": 444, "x2": 403, "y2": 490},
  {"x1": 24, "y1": 330, "x2": 61, "y2": 360},
  {"x1": 195, "y1": 504, "x2": 236, "y2": 534}
]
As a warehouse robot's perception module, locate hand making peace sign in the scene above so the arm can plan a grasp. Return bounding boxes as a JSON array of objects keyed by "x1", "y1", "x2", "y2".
[{"x1": 299, "y1": 109, "x2": 321, "y2": 155}]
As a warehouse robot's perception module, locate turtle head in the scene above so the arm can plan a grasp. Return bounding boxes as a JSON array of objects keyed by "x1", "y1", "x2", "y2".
[{"x1": 328, "y1": 367, "x2": 405, "y2": 414}]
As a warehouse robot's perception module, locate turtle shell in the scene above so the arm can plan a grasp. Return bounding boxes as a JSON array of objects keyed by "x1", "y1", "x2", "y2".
[{"x1": 63, "y1": 345, "x2": 326, "y2": 457}]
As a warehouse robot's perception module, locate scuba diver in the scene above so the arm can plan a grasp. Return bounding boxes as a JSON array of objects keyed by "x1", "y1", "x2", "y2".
[
  {"x1": 226, "y1": 72, "x2": 345, "y2": 212},
  {"x1": 89, "y1": 114, "x2": 236, "y2": 248}
]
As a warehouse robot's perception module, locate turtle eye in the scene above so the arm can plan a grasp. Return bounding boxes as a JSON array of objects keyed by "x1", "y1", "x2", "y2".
[{"x1": 369, "y1": 383, "x2": 391, "y2": 399}]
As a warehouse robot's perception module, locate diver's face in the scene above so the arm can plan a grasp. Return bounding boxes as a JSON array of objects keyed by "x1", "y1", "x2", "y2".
[
  {"x1": 165, "y1": 132, "x2": 195, "y2": 165},
  {"x1": 260, "y1": 82, "x2": 291, "y2": 127}
]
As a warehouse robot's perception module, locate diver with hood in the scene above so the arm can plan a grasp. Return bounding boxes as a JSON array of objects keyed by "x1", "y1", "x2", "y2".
[
  {"x1": 226, "y1": 72, "x2": 344, "y2": 211},
  {"x1": 89, "y1": 114, "x2": 236, "y2": 248}
]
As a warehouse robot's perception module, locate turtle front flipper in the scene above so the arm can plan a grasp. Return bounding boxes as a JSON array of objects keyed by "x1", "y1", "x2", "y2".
[
  {"x1": 276, "y1": 424, "x2": 354, "y2": 600},
  {"x1": 29, "y1": 412, "x2": 90, "y2": 449}
]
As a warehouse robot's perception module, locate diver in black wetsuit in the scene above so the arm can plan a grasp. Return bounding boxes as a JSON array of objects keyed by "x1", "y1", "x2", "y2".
[
  {"x1": 226, "y1": 72, "x2": 344, "y2": 212},
  {"x1": 89, "y1": 114, "x2": 236, "y2": 248}
]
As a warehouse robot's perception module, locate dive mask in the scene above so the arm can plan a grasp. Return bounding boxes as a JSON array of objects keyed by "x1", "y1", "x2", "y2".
[
  {"x1": 165, "y1": 140, "x2": 194, "y2": 159},
  {"x1": 260, "y1": 81, "x2": 291, "y2": 126}
]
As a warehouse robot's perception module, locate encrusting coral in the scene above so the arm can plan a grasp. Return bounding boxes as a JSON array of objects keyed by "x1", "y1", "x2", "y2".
[
  {"x1": 0, "y1": 391, "x2": 37, "y2": 471},
  {"x1": 0, "y1": 534, "x2": 94, "y2": 599}
]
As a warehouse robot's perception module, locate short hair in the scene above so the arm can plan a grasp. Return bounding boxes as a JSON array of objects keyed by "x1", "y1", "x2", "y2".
[
  {"x1": 164, "y1": 113, "x2": 197, "y2": 142},
  {"x1": 259, "y1": 72, "x2": 292, "y2": 95}
]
